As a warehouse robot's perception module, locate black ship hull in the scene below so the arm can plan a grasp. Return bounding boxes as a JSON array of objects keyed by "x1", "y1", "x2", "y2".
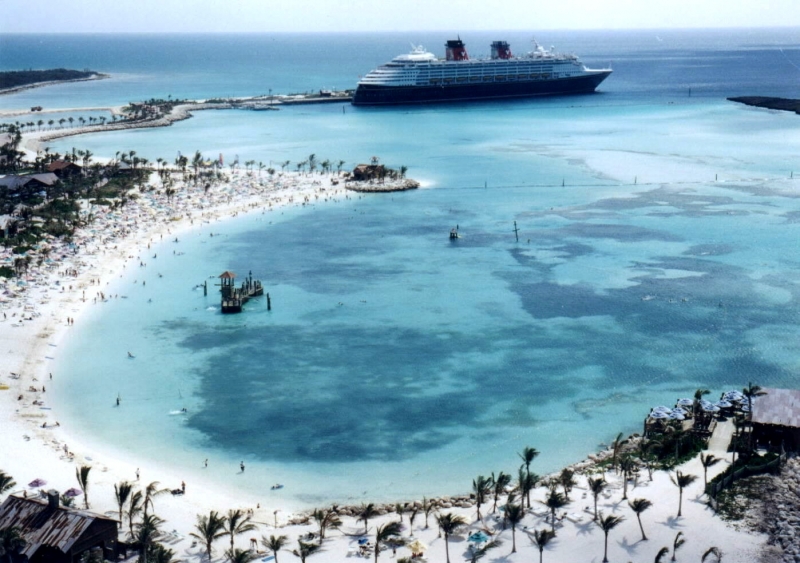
[{"x1": 352, "y1": 71, "x2": 612, "y2": 106}]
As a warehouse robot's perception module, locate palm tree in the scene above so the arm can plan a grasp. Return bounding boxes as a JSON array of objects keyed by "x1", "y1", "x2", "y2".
[
  {"x1": 742, "y1": 382, "x2": 766, "y2": 415},
  {"x1": 542, "y1": 489, "x2": 567, "y2": 533},
  {"x1": 700, "y1": 453, "x2": 721, "y2": 489},
  {"x1": 308, "y1": 154, "x2": 317, "y2": 174},
  {"x1": 312, "y1": 508, "x2": 341, "y2": 541},
  {"x1": 491, "y1": 471, "x2": 512, "y2": 513},
  {"x1": 517, "y1": 465, "x2": 538, "y2": 509},
  {"x1": 224, "y1": 509, "x2": 257, "y2": 554},
  {"x1": 559, "y1": 468, "x2": 577, "y2": 499},
  {"x1": 292, "y1": 539, "x2": 320, "y2": 563},
  {"x1": 597, "y1": 513, "x2": 625, "y2": 563},
  {"x1": 146, "y1": 542, "x2": 177, "y2": 563},
  {"x1": 190, "y1": 510, "x2": 228, "y2": 561},
  {"x1": 702, "y1": 546, "x2": 722, "y2": 562},
  {"x1": 135, "y1": 513, "x2": 164, "y2": 561},
  {"x1": 472, "y1": 475, "x2": 493, "y2": 520},
  {"x1": 639, "y1": 437, "x2": 662, "y2": 481},
  {"x1": 619, "y1": 456, "x2": 636, "y2": 500},
  {"x1": 519, "y1": 446, "x2": 539, "y2": 477},
  {"x1": 435, "y1": 512, "x2": 467, "y2": 563},
  {"x1": 422, "y1": 497, "x2": 436, "y2": 529},
  {"x1": 75, "y1": 465, "x2": 91, "y2": 509},
  {"x1": 628, "y1": 498, "x2": 652, "y2": 541},
  {"x1": 143, "y1": 481, "x2": 167, "y2": 517},
  {"x1": 260, "y1": 534, "x2": 288, "y2": 563},
  {"x1": 357, "y1": 503, "x2": 378, "y2": 535},
  {"x1": 126, "y1": 490, "x2": 143, "y2": 539},
  {"x1": 654, "y1": 546, "x2": 670, "y2": 563},
  {"x1": 394, "y1": 503, "x2": 406, "y2": 523},
  {"x1": 611, "y1": 432, "x2": 625, "y2": 473},
  {"x1": 671, "y1": 531, "x2": 685, "y2": 561},
  {"x1": 0, "y1": 472, "x2": 16, "y2": 497},
  {"x1": 587, "y1": 477, "x2": 606, "y2": 521},
  {"x1": 504, "y1": 502, "x2": 524, "y2": 553},
  {"x1": 374, "y1": 521, "x2": 402, "y2": 563},
  {"x1": 407, "y1": 507, "x2": 418, "y2": 536},
  {"x1": 0, "y1": 526, "x2": 26, "y2": 563},
  {"x1": 670, "y1": 471, "x2": 698, "y2": 517},
  {"x1": 226, "y1": 548, "x2": 255, "y2": 563},
  {"x1": 114, "y1": 481, "x2": 133, "y2": 522},
  {"x1": 530, "y1": 529, "x2": 556, "y2": 563},
  {"x1": 743, "y1": 382, "x2": 767, "y2": 450},
  {"x1": 692, "y1": 388, "x2": 710, "y2": 418}
]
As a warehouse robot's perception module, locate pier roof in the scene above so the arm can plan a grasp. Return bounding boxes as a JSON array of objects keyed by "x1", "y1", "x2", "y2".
[{"x1": 219, "y1": 271, "x2": 236, "y2": 279}]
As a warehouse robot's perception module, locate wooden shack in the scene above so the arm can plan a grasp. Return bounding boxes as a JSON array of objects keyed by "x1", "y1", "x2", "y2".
[
  {"x1": 0, "y1": 491, "x2": 119, "y2": 563},
  {"x1": 751, "y1": 387, "x2": 800, "y2": 452}
]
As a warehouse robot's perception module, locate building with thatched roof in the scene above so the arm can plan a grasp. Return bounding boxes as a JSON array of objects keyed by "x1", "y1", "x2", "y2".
[
  {"x1": 751, "y1": 387, "x2": 800, "y2": 451},
  {"x1": 0, "y1": 491, "x2": 119, "y2": 563},
  {"x1": 46, "y1": 160, "x2": 82, "y2": 179}
]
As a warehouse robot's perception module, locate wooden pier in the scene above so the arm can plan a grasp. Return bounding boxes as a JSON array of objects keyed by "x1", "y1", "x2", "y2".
[{"x1": 218, "y1": 271, "x2": 264, "y2": 314}]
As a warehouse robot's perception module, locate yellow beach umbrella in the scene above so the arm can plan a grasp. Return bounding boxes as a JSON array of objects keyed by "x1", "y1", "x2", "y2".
[{"x1": 408, "y1": 539, "x2": 428, "y2": 554}]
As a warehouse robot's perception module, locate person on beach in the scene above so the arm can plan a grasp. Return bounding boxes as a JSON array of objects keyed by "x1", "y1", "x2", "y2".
[
  {"x1": 240, "y1": 461, "x2": 245, "y2": 472},
  {"x1": 181, "y1": 481, "x2": 185, "y2": 493},
  {"x1": 204, "y1": 458, "x2": 208, "y2": 468},
  {"x1": 136, "y1": 468, "x2": 140, "y2": 480}
]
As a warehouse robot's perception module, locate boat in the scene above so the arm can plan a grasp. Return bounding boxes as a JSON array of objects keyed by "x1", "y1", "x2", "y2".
[{"x1": 352, "y1": 38, "x2": 612, "y2": 106}]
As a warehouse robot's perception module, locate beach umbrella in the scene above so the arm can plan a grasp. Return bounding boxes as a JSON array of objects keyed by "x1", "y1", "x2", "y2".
[
  {"x1": 676, "y1": 398, "x2": 694, "y2": 407},
  {"x1": 64, "y1": 488, "x2": 82, "y2": 497},
  {"x1": 701, "y1": 403, "x2": 720, "y2": 413},
  {"x1": 28, "y1": 478, "x2": 46, "y2": 488},
  {"x1": 669, "y1": 413, "x2": 685, "y2": 420},
  {"x1": 407, "y1": 539, "x2": 428, "y2": 554},
  {"x1": 649, "y1": 411, "x2": 670, "y2": 420},
  {"x1": 715, "y1": 400, "x2": 733, "y2": 409},
  {"x1": 652, "y1": 406, "x2": 671, "y2": 413},
  {"x1": 468, "y1": 532, "x2": 489, "y2": 543}
]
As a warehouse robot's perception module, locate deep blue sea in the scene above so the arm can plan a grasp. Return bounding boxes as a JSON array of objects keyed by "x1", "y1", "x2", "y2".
[{"x1": 4, "y1": 29, "x2": 800, "y2": 508}]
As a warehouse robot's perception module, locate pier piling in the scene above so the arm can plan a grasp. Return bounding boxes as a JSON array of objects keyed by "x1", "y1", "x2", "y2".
[{"x1": 267, "y1": 293, "x2": 271, "y2": 311}]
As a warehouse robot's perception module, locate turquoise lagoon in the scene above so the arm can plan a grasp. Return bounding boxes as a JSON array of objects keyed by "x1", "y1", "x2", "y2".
[{"x1": 5, "y1": 30, "x2": 799, "y2": 508}]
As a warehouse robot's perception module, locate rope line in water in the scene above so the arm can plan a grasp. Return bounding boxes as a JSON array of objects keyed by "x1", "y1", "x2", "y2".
[{"x1": 443, "y1": 175, "x2": 797, "y2": 191}]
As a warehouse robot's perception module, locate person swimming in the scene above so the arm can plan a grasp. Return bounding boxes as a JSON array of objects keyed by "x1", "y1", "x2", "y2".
[{"x1": 128, "y1": 352, "x2": 135, "y2": 358}]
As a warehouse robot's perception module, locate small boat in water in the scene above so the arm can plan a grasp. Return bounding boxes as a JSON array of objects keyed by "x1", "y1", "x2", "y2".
[{"x1": 270, "y1": 484, "x2": 284, "y2": 490}]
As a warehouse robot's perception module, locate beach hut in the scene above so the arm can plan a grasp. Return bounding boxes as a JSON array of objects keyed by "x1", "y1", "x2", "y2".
[
  {"x1": 751, "y1": 387, "x2": 800, "y2": 452},
  {"x1": 0, "y1": 491, "x2": 120, "y2": 563}
]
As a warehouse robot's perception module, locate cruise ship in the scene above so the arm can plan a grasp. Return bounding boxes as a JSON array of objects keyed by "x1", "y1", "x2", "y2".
[{"x1": 352, "y1": 38, "x2": 612, "y2": 106}]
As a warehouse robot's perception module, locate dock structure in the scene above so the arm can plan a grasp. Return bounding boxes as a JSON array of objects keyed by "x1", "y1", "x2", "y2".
[{"x1": 218, "y1": 270, "x2": 263, "y2": 314}]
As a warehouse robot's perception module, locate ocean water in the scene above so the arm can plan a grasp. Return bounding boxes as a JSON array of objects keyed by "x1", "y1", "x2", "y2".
[{"x1": 6, "y1": 29, "x2": 800, "y2": 508}]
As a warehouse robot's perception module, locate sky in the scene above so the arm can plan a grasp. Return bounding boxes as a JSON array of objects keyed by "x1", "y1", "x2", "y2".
[{"x1": 3, "y1": 0, "x2": 800, "y2": 33}]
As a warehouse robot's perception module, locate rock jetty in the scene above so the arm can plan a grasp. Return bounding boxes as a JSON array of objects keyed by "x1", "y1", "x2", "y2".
[{"x1": 729, "y1": 96, "x2": 800, "y2": 115}]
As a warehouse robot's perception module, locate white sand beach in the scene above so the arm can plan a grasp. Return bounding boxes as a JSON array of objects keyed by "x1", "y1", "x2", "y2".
[{"x1": 0, "y1": 130, "x2": 773, "y2": 563}]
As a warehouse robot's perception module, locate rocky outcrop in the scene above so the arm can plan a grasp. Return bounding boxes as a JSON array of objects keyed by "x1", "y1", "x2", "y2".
[
  {"x1": 729, "y1": 96, "x2": 800, "y2": 115},
  {"x1": 751, "y1": 457, "x2": 800, "y2": 563},
  {"x1": 345, "y1": 179, "x2": 420, "y2": 193}
]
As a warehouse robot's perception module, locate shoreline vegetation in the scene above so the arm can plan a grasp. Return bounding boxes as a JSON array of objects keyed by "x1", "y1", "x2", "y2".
[{"x1": 0, "y1": 69, "x2": 108, "y2": 97}]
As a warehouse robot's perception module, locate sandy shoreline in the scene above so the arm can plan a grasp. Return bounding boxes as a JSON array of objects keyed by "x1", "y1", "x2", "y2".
[
  {"x1": 0, "y1": 73, "x2": 108, "y2": 97},
  {"x1": 0, "y1": 132, "x2": 773, "y2": 562}
]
